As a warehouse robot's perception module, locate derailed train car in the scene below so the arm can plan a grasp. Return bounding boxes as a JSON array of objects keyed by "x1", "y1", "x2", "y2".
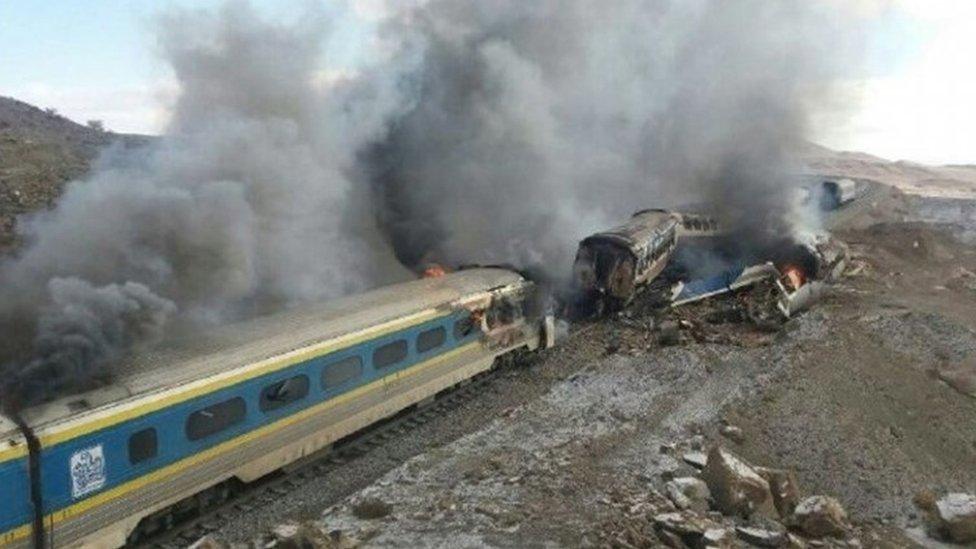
[
  {"x1": 572, "y1": 209, "x2": 681, "y2": 313},
  {"x1": 0, "y1": 268, "x2": 554, "y2": 548}
]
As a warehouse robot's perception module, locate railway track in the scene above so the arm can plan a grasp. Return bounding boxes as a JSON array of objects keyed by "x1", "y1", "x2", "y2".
[
  {"x1": 134, "y1": 350, "x2": 533, "y2": 548},
  {"x1": 137, "y1": 322, "x2": 606, "y2": 548}
]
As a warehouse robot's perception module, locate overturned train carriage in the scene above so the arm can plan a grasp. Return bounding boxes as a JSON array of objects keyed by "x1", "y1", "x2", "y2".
[
  {"x1": 0, "y1": 268, "x2": 554, "y2": 548},
  {"x1": 573, "y1": 209, "x2": 680, "y2": 313}
]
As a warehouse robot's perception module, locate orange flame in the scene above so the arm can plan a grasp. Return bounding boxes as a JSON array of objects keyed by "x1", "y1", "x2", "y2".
[
  {"x1": 422, "y1": 264, "x2": 447, "y2": 278},
  {"x1": 782, "y1": 265, "x2": 806, "y2": 290}
]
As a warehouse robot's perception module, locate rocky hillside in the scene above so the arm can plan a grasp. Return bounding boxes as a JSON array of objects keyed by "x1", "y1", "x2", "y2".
[
  {"x1": 0, "y1": 95, "x2": 151, "y2": 248},
  {"x1": 802, "y1": 142, "x2": 976, "y2": 199}
]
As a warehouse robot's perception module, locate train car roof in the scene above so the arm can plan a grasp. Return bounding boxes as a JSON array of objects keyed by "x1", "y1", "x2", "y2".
[
  {"x1": 14, "y1": 267, "x2": 524, "y2": 430},
  {"x1": 582, "y1": 210, "x2": 678, "y2": 249}
]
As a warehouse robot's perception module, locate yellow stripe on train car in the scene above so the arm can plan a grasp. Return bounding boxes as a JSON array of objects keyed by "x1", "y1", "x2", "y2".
[
  {"x1": 0, "y1": 340, "x2": 480, "y2": 545},
  {"x1": 0, "y1": 308, "x2": 445, "y2": 465}
]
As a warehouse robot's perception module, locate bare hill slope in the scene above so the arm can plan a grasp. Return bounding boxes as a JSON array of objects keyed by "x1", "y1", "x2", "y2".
[{"x1": 0, "y1": 95, "x2": 151, "y2": 248}]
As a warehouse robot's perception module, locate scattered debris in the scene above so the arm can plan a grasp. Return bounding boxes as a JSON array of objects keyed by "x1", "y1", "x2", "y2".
[
  {"x1": 777, "y1": 280, "x2": 827, "y2": 318},
  {"x1": 701, "y1": 446, "x2": 777, "y2": 519},
  {"x1": 792, "y1": 495, "x2": 849, "y2": 538},
  {"x1": 670, "y1": 263, "x2": 779, "y2": 308}
]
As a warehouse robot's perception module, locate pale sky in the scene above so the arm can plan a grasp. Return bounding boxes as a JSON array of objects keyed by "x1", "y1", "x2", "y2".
[
  {"x1": 815, "y1": 0, "x2": 976, "y2": 165},
  {"x1": 1, "y1": 0, "x2": 973, "y2": 165}
]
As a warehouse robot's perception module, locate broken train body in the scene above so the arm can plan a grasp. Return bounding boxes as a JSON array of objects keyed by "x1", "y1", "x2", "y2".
[
  {"x1": 572, "y1": 209, "x2": 679, "y2": 313},
  {"x1": 572, "y1": 209, "x2": 721, "y2": 314}
]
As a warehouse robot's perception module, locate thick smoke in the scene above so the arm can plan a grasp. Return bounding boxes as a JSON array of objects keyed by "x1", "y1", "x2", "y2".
[
  {"x1": 0, "y1": 1, "x2": 410, "y2": 405},
  {"x1": 0, "y1": 0, "x2": 869, "y2": 406},
  {"x1": 15, "y1": 279, "x2": 176, "y2": 398},
  {"x1": 366, "y1": 0, "x2": 865, "y2": 274}
]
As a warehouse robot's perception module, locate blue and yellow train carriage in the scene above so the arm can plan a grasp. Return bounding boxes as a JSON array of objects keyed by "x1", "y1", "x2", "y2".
[{"x1": 0, "y1": 268, "x2": 553, "y2": 548}]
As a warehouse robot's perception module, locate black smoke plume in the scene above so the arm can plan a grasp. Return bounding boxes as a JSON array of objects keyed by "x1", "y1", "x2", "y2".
[
  {"x1": 364, "y1": 0, "x2": 866, "y2": 276},
  {"x1": 0, "y1": 0, "x2": 870, "y2": 407}
]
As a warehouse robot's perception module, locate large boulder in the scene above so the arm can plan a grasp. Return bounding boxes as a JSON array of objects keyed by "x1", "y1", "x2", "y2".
[
  {"x1": 792, "y1": 495, "x2": 848, "y2": 538},
  {"x1": 701, "y1": 446, "x2": 777, "y2": 518},
  {"x1": 755, "y1": 466, "x2": 801, "y2": 519},
  {"x1": 937, "y1": 360, "x2": 976, "y2": 400},
  {"x1": 933, "y1": 493, "x2": 976, "y2": 544}
]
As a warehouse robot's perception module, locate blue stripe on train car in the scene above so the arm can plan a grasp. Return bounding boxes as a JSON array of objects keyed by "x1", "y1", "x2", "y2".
[
  {"x1": 0, "y1": 456, "x2": 32, "y2": 538},
  {"x1": 1, "y1": 310, "x2": 477, "y2": 539}
]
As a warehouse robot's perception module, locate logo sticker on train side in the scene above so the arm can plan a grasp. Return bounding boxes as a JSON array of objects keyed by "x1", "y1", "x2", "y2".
[{"x1": 70, "y1": 444, "x2": 106, "y2": 498}]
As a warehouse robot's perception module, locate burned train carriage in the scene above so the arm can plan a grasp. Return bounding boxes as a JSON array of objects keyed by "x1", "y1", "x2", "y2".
[
  {"x1": 0, "y1": 268, "x2": 553, "y2": 548},
  {"x1": 573, "y1": 209, "x2": 680, "y2": 313}
]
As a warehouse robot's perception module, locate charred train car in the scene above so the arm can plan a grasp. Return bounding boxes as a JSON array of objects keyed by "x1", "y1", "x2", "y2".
[
  {"x1": 572, "y1": 209, "x2": 681, "y2": 313},
  {"x1": 0, "y1": 268, "x2": 554, "y2": 548}
]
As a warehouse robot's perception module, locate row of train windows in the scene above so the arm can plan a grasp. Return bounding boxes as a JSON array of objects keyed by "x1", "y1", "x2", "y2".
[{"x1": 125, "y1": 321, "x2": 473, "y2": 465}]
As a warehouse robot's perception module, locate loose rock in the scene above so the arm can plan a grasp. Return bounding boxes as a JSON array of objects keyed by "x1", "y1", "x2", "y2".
[
  {"x1": 792, "y1": 496, "x2": 848, "y2": 538},
  {"x1": 720, "y1": 424, "x2": 745, "y2": 444},
  {"x1": 666, "y1": 477, "x2": 712, "y2": 513},
  {"x1": 701, "y1": 446, "x2": 777, "y2": 518},
  {"x1": 736, "y1": 526, "x2": 786, "y2": 547},
  {"x1": 932, "y1": 493, "x2": 976, "y2": 544},
  {"x1": 268, "y1": 521, "x2": 335, "y2": 549},
  {"x1": 682, "y1": 451, "x2": 708, "y2": 470},
  {"x1": 654, "y1": 511, "x2": 716, "y2": 546},
  {"x1": 703, "y1": 528, "x2": 733, "y2": 548}
]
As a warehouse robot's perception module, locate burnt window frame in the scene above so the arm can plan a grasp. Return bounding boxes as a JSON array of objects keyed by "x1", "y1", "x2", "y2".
[
  {"x1": 259, "y1": 374, "x2": 310, "y2": 412},
  {"x1": 372, "y1": 339, "x2": 408, "y2": 369},
  {"x1": 186, "y1": 397, "x2": 247, "y2": 442},
  {"x1": 453, "y1": 316, "x2": 476, "y2": 341},
  {"x1": 321, "y1": 355, "x2": 363, "y2": 390},
  {"x1": 416, "y1": 326, "x2": 447, "y2": 353},
  {"x1": 128, "y1": 427, "x2": 158, "y2": 465}
]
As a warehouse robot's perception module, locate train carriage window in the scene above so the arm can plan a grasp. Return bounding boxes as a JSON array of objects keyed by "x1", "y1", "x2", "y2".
[
  {"x1": 128, "y1": 428, "x2": 157, "y2": 464},
  {"x1": 416, "y1": 327, "x2": 446, "y2": 353},
  {"x1": 260, "y1": 374, "x2": 310, "y2": 412},
  {"x1": 186, "y1": 397, "x2": 246, "y2": 441},
  {"x1": 322, "y1": 356, "x2": 362, "y2": 389},
  {"x1": 453, "y1": 317, "x2": 475, "y2": 341},
  {"x1": 373, "y1": 340, "x2": 408, "y2": 369}
]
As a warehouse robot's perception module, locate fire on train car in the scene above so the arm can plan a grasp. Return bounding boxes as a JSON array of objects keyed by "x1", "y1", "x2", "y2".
[
  {"x1": 572, "y1": 209, "x2": 680, "y2": 314},
  {"x1": 0, "y1": 268, "x2": 554, "y2": 548}
]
